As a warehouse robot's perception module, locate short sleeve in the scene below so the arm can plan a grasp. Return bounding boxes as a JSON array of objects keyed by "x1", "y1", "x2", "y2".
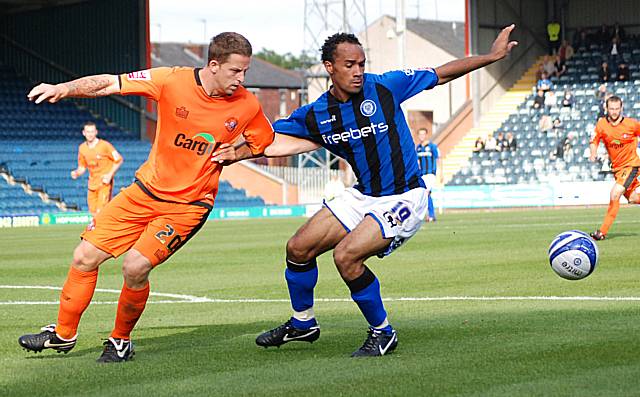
[
  {"x1": 119, "y1": 67, "x2": 173, "y2": 101},
  {"x1": 273, "y1": 105, "x2": 319, "y2": 142},
  {"x1": 104, "y1": 142, "x2": 122, "y2": 163},
  {"x1": 378, "y1": 68, "x2": 439, "y2": 103},
  {"x1": 242, "y1": 109, "x2": 274, "y2": 155}
]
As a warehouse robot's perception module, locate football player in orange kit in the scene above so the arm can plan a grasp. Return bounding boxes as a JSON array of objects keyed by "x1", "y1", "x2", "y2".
[
  {"x1": 18, "y1": 32, "x2": 274, "y2": 362},
  {"x1": 71, "y1": 121, "x2": 123, "y2": 216},
  {"x1": 589, "y1": 96, "x2": 640, "y2": 240}
]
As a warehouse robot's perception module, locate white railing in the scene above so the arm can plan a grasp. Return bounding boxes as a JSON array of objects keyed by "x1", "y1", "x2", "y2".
[{"x1": 256, "y1": 165, "x2": 347, "y2": 204}]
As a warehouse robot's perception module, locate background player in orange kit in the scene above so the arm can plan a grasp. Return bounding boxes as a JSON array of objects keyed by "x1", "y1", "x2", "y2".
[
  {"x1": 71, "y1": 121, "x2": 123, "y2": 216},
  {"x1": 18, "y1": 32, "x2": 274, "y2": 362},
  {"x1": 589, "y1": 95, "x2": 640, "y2": 240}
]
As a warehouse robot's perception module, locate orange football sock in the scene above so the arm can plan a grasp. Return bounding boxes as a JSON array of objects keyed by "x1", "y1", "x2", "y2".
[
  {"x1": 56, "y1": 266, "x2": 99, "y2": 339},
  {"x1": 600, "y1": 199, "x2": 620, "y2": 235},
  {"x1": 110, "y1": 282, "x2": 150, "y2": 340}
]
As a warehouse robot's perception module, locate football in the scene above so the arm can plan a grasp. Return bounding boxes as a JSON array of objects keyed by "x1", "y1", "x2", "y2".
[{"x1": 548, "y1": 230, "x2": 599, "y2": 280}]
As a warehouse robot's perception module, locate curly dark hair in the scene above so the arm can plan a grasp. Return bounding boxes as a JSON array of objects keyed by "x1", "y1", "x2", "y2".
[{"x1": 320, "y1": 33, "x2": 362, "y2": 63}]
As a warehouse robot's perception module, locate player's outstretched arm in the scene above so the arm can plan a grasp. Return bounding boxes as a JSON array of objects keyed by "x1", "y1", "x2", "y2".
[
  {"x1": 435, "y1": 24, "x2": 518, "y2": 85},
  {"x1": 211, "y1": 134, "x2": 321, "y2": 165},
  {"x1": 28, "y1": 74, "x2": 120, "y2": 104},
  {"x1": 264, "y1": 133, "x2": 321, "y2": 157}
]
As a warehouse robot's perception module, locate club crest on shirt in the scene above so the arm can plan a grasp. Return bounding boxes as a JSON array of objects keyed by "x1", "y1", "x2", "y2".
[
  {"x1": 360, "y1": 100, "x2": 377, "y2": 117},
  {"x1": 175, "y1": 106, "x2": 189, "y2": 119},
  {"x1": 225, "y1": 117, "x2": 238, "y2": 132}
]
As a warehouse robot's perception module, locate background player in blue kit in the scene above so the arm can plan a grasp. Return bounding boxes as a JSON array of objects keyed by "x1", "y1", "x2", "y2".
[
  {"x1": 416, "y1": 127, "x2": 440, "y2": 222},
  {"x1": 215, "y1": 25, "x2": 518, "y2": 357}
]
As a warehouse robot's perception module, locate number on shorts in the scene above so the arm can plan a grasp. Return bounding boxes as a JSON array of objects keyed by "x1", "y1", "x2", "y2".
[
  {"x1": 384, "y1": 202, "x2": 411, "y2": 227},
  {"x1": 167, "y1": 235, "x2": 183, "y2": 252},
  {"x1": 155, "y1": 224, "x2": 175, "y2": 244}
]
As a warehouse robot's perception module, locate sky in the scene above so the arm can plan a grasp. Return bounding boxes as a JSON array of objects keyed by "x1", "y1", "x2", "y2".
[{"x1": 150, "y1": 0, "x2": 465, "y2": 55}]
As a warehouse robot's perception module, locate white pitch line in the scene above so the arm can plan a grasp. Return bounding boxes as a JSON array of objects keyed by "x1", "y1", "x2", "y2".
[{"x1": 2, "y1": 285, "x2": 640, "y2": 305}]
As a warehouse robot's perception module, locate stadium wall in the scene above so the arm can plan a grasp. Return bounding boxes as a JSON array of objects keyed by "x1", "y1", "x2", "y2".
[
  {"x1": 471, "y1": 0, "x2": 547, "y2": 117},
  {"x1": 566, "y1": 0, "x2": 640, "y2": 32},
  {"x1": 0, "y1": 0, "x2": 148, "y2": 136}
]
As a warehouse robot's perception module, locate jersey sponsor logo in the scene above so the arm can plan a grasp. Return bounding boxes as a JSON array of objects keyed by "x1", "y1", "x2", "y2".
[
  {"x1": 174, "y1": 132, "x2": 218, "y2": 156},
  {"x1": 360, "y1": 99, "x2": 377, "y2": 117},
  {"x1": 175, "y1": 106, "x2": 189, "y2": 119},
  {"x1": 127, "y1": 70, "x2": 150, "y2": 80},
  {"x1": 225, "y1": 117, "x2": 238, "y2": 132},
  {"x1": 321, "y1": 122, "x2": 389, "y2": 145}
]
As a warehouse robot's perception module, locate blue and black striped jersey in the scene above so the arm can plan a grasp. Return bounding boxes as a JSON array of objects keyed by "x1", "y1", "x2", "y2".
[
  {"x1": 416, "y1": 142, "x2": 439, "y2": 175},
  {"x1": 273, "y1": 68, "x2": 439, "y2": 197}
]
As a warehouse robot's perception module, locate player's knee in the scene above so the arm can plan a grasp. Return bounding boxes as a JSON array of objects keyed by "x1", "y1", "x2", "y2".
[
  {"x1": 71, "y1": 243, "x2": 102, "y2": 271},
  {"x1": 286, "y1": 236, "x2": 314, "y2": 263},
  {"x1": 122, "y1": 254, "x2": 152, "y2": 287},
  {"x1": 333, "y1": 248, "x2": 359, "y2": 279}
]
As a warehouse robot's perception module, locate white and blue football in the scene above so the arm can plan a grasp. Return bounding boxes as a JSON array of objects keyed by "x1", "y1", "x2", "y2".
[{"x1": 548, "y1": 230, "x2": 599, "y2": 280}]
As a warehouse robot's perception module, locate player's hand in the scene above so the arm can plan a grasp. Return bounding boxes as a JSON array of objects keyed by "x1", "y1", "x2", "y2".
[
  {"x1": 489, "y1": 24, "x2": 518, "y2": 61},
  {"x1": 70, "y1": 170, "x2": 78, "y2": 179},
  {"x1": 27, "y1": 83, "x2": 68, "y2": 104},
  {"x1": 102, "y1": 174, "x2": 112, "y2": 184},
  {"x1": 589, "y1": 154, "x2": 596, "y2": 162},
  {"x1": 211, "y1": 143, "x2": 236, "y2": 165}
]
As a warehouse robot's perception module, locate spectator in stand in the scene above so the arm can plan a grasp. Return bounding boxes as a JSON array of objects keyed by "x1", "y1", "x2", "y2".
[
  {"x1": 532, "y1": 89, "x2": 546, "y2": 111},
  {"x1": 617, "y1": 62, "x2": 629, "y2": 81},
  {"x1": 537, "y1": 72, "x2": 553, "y2": 93},
  {"x1": 558, "y1": 40, "x2": 574, "y2": 61},
  {"x1": 599, "y1": 61, "x2": 611, "y2": 83},
  {"x1": 552, "y1": 117, "x2": 563, "y2": 137},
  {"x1": 484, "y1": 134, "x2": 497, "y2": 151},
  {"x1": 595, "y1": 83, "x2": 608, "y2": 102},
  {"x1": 560, "y1": 133, "x2": 575, "y2": 162},
  {"x1": 561, "y1": 89, "x2": 575, "y2": 108},
  {"x1": 608, "y1": 36, "x2": 622, "y2": 63},
  {"x1": 496, "y1": 131, "x2": 507, "y2": 152},
  {"x1": 553, "y1": 55, "x2": 567, "y2": 78},
  {"x1": 539, "y1": 114, "x2": 553, "y2": 133},
  {"x1": 542, "y1": 55, "x2": 557, "y2": 76},
  {"x1": 473, "y1": 136, "x2": 485, "y2": 152},
  {"x1": 506, "y1": 132, "x2": 517, "y2": 151},
  {"x1": 544, "y1": 90, "x2": 557, "y2": 112}
]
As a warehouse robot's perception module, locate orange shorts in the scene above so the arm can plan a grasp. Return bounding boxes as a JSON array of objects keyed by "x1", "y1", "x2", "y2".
[
  {"x1": 81, "y1": 181, "x2": 212, "y2": 266},
  {"x1": 613, "y1": 166, "x2": 640, "y2": 199},
  {"x1": 87, "y1": 183, "x2": 113, "y2": 215}
]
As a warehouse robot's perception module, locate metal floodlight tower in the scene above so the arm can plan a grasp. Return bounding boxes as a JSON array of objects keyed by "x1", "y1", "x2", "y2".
[{"x1": 300, "y1": 0, "x2": 368, "y2": 172}]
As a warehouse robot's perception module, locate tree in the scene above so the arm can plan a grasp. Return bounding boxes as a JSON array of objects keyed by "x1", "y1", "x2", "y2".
[{"x1": 254, "y1": 49, "x2": 316, "y2": 70}]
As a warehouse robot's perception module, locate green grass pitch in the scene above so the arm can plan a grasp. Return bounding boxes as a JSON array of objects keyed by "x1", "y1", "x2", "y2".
[{"x1": 1, "y1": 206, "x2": 640, "y2": 396}]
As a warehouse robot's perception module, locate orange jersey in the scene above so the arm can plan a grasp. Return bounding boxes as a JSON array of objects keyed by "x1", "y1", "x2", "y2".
[
  {"x1": 119, "y1": 67, "x2": 274, "y2": 205},
  {"x1": 591, "y1": 116, "x2": 640, "y2": 171},
  {"x1": 78, "y1": 139, "x2": 122, "y2": 190}
]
